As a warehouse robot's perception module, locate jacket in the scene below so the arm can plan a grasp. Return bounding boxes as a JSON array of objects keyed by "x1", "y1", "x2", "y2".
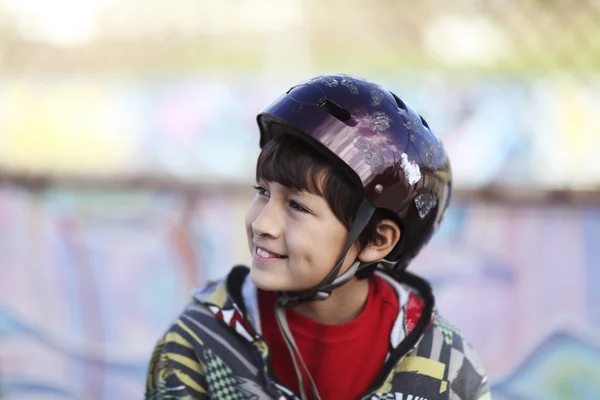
[{"x1": 145, "y1": 265, "x2": 492, "y2": 400}]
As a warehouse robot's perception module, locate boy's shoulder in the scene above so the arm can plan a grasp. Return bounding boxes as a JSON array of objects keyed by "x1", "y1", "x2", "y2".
[
  {"x1": 396, "y1": 312, "x2": 490, "y2": 400},
  {"x1": 150, "y1": 268, "x2": 249, "y2": 355},
  {"x1": 190, "y1": 265, "x2": 250, "y2": 306},
  {"x1": 191, "y1": 276, "x2": 227, "y2": 303}
]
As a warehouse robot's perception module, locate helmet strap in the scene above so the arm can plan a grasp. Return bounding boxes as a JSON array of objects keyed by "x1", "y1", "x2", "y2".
[{"x1": 277, "y1": 199, "x2": 376, "y2": 305}]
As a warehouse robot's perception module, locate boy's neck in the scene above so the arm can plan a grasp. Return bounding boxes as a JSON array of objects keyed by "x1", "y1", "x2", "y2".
[{"x1": 291, "y1": 277, "x2": 371, "y2": 325}]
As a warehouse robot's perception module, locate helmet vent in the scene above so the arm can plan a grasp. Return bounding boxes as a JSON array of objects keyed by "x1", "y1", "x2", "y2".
[
  {"x1": 420, "y1": 115, "x2": 430, "y2": 130},
  {"x1": 318, "y1": 99, "x2": 351, "y2": 122},
  {"x1": 391, "y1": 92, "x2": 407, "y2": 110}
]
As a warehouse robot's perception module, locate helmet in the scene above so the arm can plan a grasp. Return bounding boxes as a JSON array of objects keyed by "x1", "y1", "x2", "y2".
[{"x1": 256, "y1": 73, "x2": 451, "y2": 299}]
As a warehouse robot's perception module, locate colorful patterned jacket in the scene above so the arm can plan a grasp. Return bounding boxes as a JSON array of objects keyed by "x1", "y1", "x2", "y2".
[{"x1": 145, "y1": 265, "x2": 492, "y2": 400}]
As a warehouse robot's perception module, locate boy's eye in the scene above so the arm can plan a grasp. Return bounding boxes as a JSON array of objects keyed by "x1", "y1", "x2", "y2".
[
  {"x1": 253, "y1": 185, "x2": 269, "y2": 196},
  {"x1": 289, "y1": 201, "x2": 309, "y2": 213}
]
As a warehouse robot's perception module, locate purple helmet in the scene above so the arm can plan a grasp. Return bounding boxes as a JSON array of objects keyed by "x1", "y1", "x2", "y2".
[{"x1": 256, "y1": 74, "x2": 451, "y2": 295}]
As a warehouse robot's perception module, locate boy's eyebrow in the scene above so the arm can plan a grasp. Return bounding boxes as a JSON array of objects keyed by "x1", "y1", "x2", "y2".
[
  {"x1": 287, "y1": 187, "x2": 303, "y2": 195},
  {"x1": 278, "y1": 185, "x2": 305, "y2": 195}
]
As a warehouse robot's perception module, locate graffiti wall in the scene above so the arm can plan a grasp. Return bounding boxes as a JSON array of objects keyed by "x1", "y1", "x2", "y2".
[
  {"x1": 0, "y1": 187, "x2": 599, "y2": 400},
  {"x1": 0, "y1": 187, "x2": 252, "y2": 400}
]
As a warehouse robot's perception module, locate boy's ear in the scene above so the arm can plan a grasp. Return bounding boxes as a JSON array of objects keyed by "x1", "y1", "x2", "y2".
[{"x1": 357, "y1": 219, "x2": 401, "y2": 263}]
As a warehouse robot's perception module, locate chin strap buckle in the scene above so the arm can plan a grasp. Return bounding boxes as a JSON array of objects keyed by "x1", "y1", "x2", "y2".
[{"x1": 278, "y1": 288, "x2": 332, "y2": 308}]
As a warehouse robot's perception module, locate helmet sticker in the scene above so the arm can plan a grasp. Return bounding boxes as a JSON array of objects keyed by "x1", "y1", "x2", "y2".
[
  {"x1": 368, "y1": 111, "x2": 392, "y2": 132},
  {"x1": 423, "y1": 140, "x2": 444, "y2": 171},
  {"x1": 320, "y1": 76, "x2": 339, "y2": 87},
  {"x1": 353, "y1": 136, "x2": 385, "y2": 174},
  {"x1": 415, "y1": 193, "x2": 438, "y2": 219},
  {"x1": 400, "y1": 153, "x2": 422, "y2": 185},
  {"x1": 370, "y1": 88, "x2": 384, "y2": 107},
  {"x1": 340, "y1": 76, "x2": 359, "y2": 94},
  {"x1": 399, "y1": 108, "x2": 422, "y2": 133}
]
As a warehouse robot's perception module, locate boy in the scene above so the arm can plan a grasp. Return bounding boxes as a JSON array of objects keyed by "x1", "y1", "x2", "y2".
[{"x1": 145, "y1": 74, "x2": 491, "y2": 400}]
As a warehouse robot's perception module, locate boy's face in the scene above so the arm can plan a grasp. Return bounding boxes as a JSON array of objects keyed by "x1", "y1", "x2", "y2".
[{"x1": 245, "y1": 180, "x2": 360, "y2": 292}]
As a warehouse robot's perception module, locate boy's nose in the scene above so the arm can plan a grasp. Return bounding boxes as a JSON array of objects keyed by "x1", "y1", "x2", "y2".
[{"x1": 251, "y1": 204, "x2": 282, "y2": 239}]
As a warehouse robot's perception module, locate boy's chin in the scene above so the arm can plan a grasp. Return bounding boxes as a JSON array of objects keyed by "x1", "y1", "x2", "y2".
[
  {"x1": 249, "y1": 266, "x2": 278, "y2": 291},
  {"x1": 249, "y1": 266, "x2": 306, "y2": 293}
]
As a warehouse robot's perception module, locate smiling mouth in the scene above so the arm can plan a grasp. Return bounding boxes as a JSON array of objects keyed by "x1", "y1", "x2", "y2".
[{"x1": 255, "y1": 247, "x2": 288, "y2": 259}]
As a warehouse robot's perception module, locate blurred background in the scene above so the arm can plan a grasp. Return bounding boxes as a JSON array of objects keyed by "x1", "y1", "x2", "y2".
[{"x1": 0, "y1": 0, "x2": 599, "y2": 399}]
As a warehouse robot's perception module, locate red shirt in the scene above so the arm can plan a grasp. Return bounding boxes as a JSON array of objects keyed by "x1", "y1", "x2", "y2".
[{"x1": 259, "y1": 276, "x2": 399, "y2": 400}]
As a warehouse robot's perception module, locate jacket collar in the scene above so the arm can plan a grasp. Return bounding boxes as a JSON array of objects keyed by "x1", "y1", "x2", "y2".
[{"x1": 192, "y1": 264, "x2": 435, "y2": 352}]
